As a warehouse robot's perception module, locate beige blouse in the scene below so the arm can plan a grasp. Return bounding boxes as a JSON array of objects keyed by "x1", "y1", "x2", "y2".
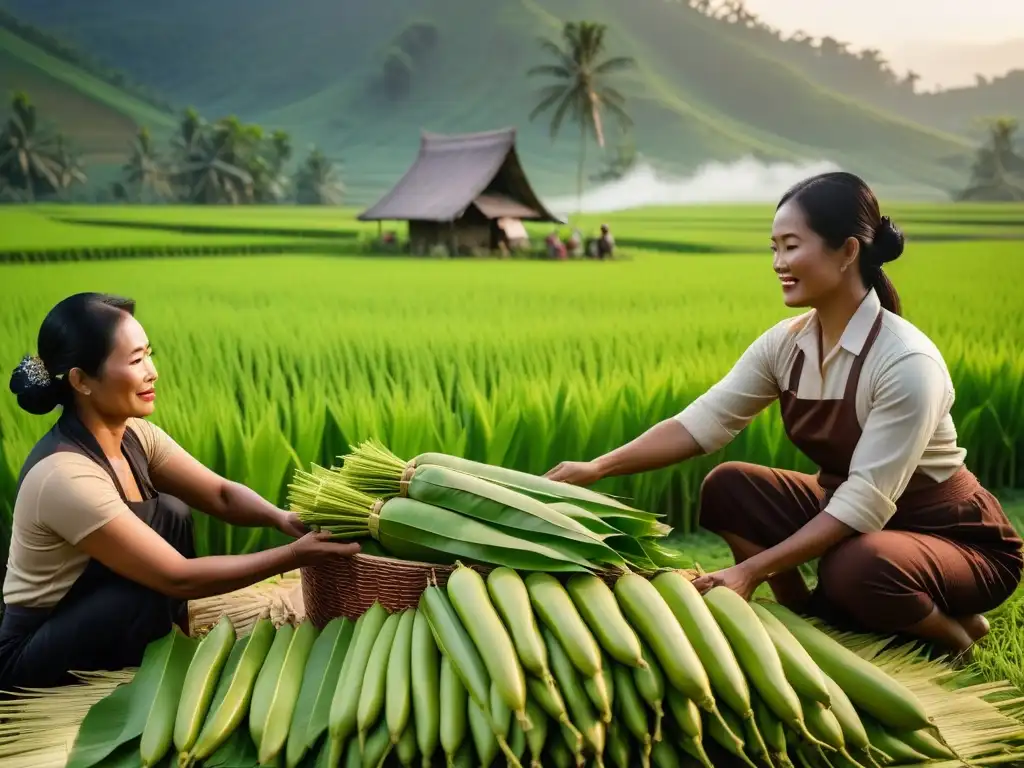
[
  {"x1": 3, "y1": 418, "x2": 181, "y2": 608},
  {"x1": 675, "y1": 289, "x2": 965, "y2": 534}
]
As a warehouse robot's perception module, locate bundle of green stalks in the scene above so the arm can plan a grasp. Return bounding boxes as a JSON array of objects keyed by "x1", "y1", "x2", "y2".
[
  {"x1": 287, "y1": 461, "x2": 628, "y2": 573},
  {"x1": 328, "y1": 440, "x2": 689, "y2": 572}
]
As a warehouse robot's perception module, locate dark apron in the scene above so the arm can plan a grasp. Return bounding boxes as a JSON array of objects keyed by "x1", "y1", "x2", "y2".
[
  {"x1": 0, "y1": 412, "x2": 195, "y2": 691},
  {"x1": 699, "y1": 310, "x2": 1022, "y2": 634},
  {"x1": 779, "y1": 310, "x2": 1023, "y2": 626}
]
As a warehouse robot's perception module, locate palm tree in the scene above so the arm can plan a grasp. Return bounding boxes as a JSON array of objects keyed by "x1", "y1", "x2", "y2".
[
  {"x1": 51, "y1": 136, "x2": 87, "y2": 197},
  {"x1": 123, "y1": 126, "x2": 172, "y2": 202},
  {"x1": 252, "y1": 129, "x2": 292, "y2": 203},
  {"x1": 175, "y1": 114, "x2": 255, "y2": 204},
  {"x1": 527, "y1": 20, "x2": 636, "y2": 212},
  {"x1": 294, "y1": 147, "x2": 344, "y2": 205},
  {"x1": 0, "y1": 92, "x2": 62, "y2": 201},
  {"x1": 960, "y1": 117, "x2": 1024, "y2": 201}
]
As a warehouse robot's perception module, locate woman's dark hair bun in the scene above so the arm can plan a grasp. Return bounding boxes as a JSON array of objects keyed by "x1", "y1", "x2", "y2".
[
  {"x1": 9, "y1": 292, "x2": 136, "y2": 416},
  {"x1": 9, "y1": 355, "x2": 62, "y2": 415},
  {"x1": 872, "y1": 216, "x2": 905, "y2": 265}
]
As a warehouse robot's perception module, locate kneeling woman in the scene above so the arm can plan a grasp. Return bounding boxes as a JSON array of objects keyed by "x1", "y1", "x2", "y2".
[
  {"x1": 547, "y1": 172, "x2": 1023, "y2": 659},
  {"x1": 1, "y1": 293, "x2": 359, "y2": 690}
]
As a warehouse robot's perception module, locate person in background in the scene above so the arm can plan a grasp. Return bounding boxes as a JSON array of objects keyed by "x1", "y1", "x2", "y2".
[
  {"x1": 566, "y1": 228, "x2": 583, "y2": 258},
  {"x1": 597, "y1": 224, "x2": 615, "y2": 260},
  {"x1": 545, "y1": 172, "x2": 1022, "y2": 661},
  {"x1": 545, "y1": 230, "x2": 566, "y2": 260},
  {"x1": 1, "y1": 293, "x2": 359, "y2": 690}
]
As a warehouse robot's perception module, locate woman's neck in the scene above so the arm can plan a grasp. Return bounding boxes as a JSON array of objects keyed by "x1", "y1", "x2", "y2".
[
  {"x1": 77, "y1": 409, "x2": 129, "y2": 462},
  {"x1": 815, "y1": 284, "x2": 870, "y2": 360}
]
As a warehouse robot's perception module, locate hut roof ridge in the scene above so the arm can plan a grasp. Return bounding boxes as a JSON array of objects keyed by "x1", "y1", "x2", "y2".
[{"x1": 357, "y1": 127, "x2": 561, "y2": 223}]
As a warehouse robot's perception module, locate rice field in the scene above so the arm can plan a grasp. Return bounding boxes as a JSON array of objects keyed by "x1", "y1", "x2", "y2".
[
  {"x1": 2, "y1": 203, "x2": 1022, "y2": 556},
  {"x1": 1, "y1": 201, "x2": 1022, "y2": 691}
]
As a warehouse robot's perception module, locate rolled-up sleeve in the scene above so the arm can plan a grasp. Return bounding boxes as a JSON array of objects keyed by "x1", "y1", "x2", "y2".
[
  {"x1": 824, "y1": 352, "x2": 953, "y2": 533},
  {"x1": 674, "y1": 326, "x2": 782, "y2": 453}
]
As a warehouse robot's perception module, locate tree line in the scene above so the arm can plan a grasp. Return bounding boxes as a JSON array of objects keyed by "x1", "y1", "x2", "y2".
[
  {"x1": 0, "y1": 93, "x2": 344, "y2": 205},
  {"x1": 2, "y1": 12, "x2": 1021, "y2": 207}
]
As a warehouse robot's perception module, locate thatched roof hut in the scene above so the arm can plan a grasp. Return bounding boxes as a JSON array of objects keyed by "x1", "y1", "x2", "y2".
[{"x1": 358, "y1": 127, "x2": 563, "y2": 254}]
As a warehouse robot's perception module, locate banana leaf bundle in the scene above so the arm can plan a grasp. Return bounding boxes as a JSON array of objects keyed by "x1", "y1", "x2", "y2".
[
  {"x1": 287, "y1": 462, "x2": 627, "y2": 573},
  {"x1": 333, "y1": 440, "x2": 682, "y2": 572}
]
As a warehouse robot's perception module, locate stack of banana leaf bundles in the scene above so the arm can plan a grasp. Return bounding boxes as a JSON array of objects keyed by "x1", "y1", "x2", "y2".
[{"x1": 56, "y1": 442, "x2": 1024, "y2": 768}]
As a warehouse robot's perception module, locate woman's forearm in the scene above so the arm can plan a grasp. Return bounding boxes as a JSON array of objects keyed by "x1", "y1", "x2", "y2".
[
  {"x1": 743, "y1": 512, "x2": 856, "y2": 581},
  {"x1": 210, "y1": 481, "x2": 283, "y2": 528},
  {"x1": 167, "y1": 545, "x2": 299, "y2": 600},
  {"x1": 593, "y1": 418, "x2": 704, "y2": 479}
]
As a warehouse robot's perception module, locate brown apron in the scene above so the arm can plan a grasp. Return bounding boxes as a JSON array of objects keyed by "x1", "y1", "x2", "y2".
[{"x1": 700, "y1": 311, "x2": 1023, "y2": 632}]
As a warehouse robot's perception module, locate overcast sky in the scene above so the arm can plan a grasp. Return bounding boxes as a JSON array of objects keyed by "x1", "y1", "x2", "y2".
[
  {"x1": 740, "y1": 1, "x2": 1022, "y2": 46},
  {"x1": 740, "y1": 1, "x2": 1024, "y2": 87}
]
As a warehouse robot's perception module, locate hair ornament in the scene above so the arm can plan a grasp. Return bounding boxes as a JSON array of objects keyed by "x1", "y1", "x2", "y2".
[{"x1": 15, "y1": 355, "x2": 55, "y2": 388}]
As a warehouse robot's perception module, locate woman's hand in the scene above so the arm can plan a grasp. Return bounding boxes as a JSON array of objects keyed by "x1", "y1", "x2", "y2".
[
  {"x1": 691, "y1": 562, "x2": 762, "y2": 602},
  {"x1": 289, "y1": 531, "x2": 361, "y2": 567},
  {"x1": 273, "y1": 510, "x2": 309, "y2": 539},
  {"x1": 545, "y1": 460, "x2": 604, "y2": 486}
]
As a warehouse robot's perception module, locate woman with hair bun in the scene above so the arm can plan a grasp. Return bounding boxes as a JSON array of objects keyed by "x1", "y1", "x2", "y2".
[
  {"x1": 1, "y1": 293, "x2": 359, "y2": 690},
  {"x1": 547, "y1": 172, "x2": 1023, "y2": 660}
]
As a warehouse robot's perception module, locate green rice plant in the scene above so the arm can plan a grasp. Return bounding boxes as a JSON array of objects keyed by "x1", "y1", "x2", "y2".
[{"x1": 0, "y1": 205, "x2": 1021, "y2": 558}]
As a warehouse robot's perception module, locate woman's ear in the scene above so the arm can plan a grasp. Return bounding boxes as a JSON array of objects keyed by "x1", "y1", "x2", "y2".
[
  {"x1": 839, "y1": 236, "x2": 860, "y2": 274},
  {"x1": 68, "y1": 367, "x2": 92, "y2": 396}
]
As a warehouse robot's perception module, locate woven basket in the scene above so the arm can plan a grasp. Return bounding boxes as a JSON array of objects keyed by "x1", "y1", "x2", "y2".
[
  {"x1": 301, "y1": 552, "x2": 696, "y2": 627},
  {"x1": 302, "y1": 553, "x2": 497, "y2": 625}
]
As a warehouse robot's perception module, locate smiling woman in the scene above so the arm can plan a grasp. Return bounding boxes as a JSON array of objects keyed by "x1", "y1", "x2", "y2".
[
  {"x1": 546, "y1": 172, "x2": 1024, "y2": 662},
  {"x1": 0, "y1": 292, "x2": 360, "y2": 692}
]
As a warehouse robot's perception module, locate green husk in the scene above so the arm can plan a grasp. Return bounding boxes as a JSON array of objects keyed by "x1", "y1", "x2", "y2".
[
  {"x1": 408, "y1": 464, "x2": 618, "y2": 549},
  {"x1": 338, "y1": 439, "x2": 650, "y2": 517},
  {"x1": 287, "y1": 618, "x2": 355, "y2": 768},
  {"x1": 289, "y1": 464, "x2": 604, "y2": 572},
  {"x1": 468, "y1": 695, "x2": 499, "y2": 768},
  {"x1": 374, "y1": 497, "x2": 600, "y2": 572},
  {"x1": 63, "y1": 628, "x2": 198, "y2": 768}
]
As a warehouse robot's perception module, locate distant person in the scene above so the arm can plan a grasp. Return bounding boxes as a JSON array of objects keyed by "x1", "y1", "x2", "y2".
[
  {"x1": 545, "y1": 172, "x2": 1023, "y2": 662},
  {"x1": 566, "y1": 228, "x2": 583, "y2": 258},
  {"x1": 597, "y1": 224, "x2": 615, "y2": 260},
  {"x1": 545, "y1": 230, "x2": 566, "y2": 260},
  {"x1": 0, "y1": 293, "x2": 360, "y2": 690}
]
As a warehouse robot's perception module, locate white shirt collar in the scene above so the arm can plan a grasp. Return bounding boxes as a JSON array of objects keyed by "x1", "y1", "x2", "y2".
[{"x1": 794, "y1": 289, "x2": 881, "y2": 363}]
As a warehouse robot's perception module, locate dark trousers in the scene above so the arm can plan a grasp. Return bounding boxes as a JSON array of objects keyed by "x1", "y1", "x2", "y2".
[
  {"x1": 0, "y1": 502, "x2": 194, "y2": 691},
  {"x1": 698, "y1": 461, "x2": 1023, "y2": 633}
]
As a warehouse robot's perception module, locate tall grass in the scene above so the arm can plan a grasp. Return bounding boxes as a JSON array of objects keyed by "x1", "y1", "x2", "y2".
[{"x1": 0, "y1": 221, "x2": 1021, "y2": 554}]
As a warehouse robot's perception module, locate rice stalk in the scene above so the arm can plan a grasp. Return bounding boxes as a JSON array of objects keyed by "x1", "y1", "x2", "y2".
[
  {"x1": 337, "y1": 438, "x2": 408, "y2": 497},
  {"x1": 188, "y1": 569, "x2": 305, "y2": 636},
  {"x1": 287, "y1": 465, "x2": 378, "y2": 534},
  {"x1": 807, "y1": 618, "x2": 1024, "y2": 762},
  {"x1": 0, "y1": 669, "x2": 135, "y2": 761}
]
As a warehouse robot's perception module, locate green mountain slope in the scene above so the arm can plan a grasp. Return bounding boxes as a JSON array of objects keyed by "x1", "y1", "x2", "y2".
[
  {"x1": 0, "y1": 24, "x2": 175, "y2": 168},
  {"x1": 0, "y1": 0, "x2": 976, "y2": 201}
]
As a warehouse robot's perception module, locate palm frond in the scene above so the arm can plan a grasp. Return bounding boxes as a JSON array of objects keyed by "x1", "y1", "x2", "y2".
[
  {"x1": 526, "y1": 64, "x2": 574, "y2": 80},
  {"x1": 593, "y1": 55, "x2": 638, "y2": 75},
  {"x1": 535, "y1": 38, "x2": 574, "y2": 68},
  {"x1": 602, "y1": 99, "x2": 634, "y2": 130},
  {"x1": 598, "y1": 85, "x2": 629, "y2": 106},
  {"x1": 547, "y1": 89, "x2": 582, "y2": 140},
  {"x1": 528, "y1": 85, "x2": 570, "y2": 122}
]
